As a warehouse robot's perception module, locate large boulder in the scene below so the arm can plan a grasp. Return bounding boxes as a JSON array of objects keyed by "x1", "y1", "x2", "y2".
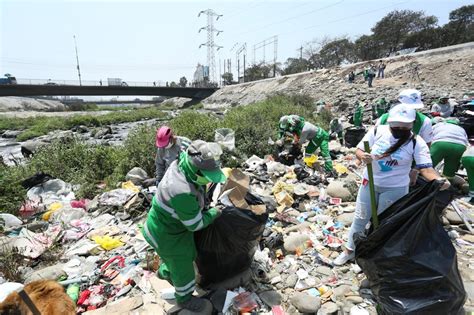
[
  {"x1": 327, "y1": 178, "x2": 358, "y2": 201},
  {"x1": 21, "y1": 140, "x2": 48, "y2": 157},
  {"x1": 125, "y1": 167, "x2": 149, "y2": 186},
  {"x1": 291, "y1": 292, "x2": 321, "y2": 313}
]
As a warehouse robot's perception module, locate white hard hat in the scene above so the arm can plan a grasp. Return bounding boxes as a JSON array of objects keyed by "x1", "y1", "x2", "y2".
[
  {"x1": 398, "y1": 89, "x2": 423, "y2": 109},
  {"x1": 387, "y1": 104, "x2": 416, "y2": 123}
]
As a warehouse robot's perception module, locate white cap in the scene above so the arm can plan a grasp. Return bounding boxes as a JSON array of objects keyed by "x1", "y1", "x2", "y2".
[
  {"x1": 398, "y1": 89, "x2": 424, "y2": 108},
  {"x1": 387, "y1": 104, "x2": 416, "y2": 123}
]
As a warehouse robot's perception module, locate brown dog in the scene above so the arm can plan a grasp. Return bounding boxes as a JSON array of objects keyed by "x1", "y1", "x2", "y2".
[{"x1": 0, "y1": 280, "x2": 75, "y2": 315}]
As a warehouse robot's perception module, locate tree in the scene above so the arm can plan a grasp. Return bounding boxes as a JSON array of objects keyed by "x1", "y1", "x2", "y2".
[
  {"x1": 169, "y1": 81, "x2": 178, "y2": 88},
  {"x1": 244, "y1": 62, "x2": 282, "y2": 82},
  {"x1": 282, "y1": 57, "x2": 309, "y2": 75},
  {"x1": 442, "y1": 5, "x2": 474, "y2": 45},
  {"x1": 371, "y1": 10, "x2": 438, "y2": 55},
  {"x1": 178, "y1": 76, "x2": 188, "y2": 87},
  {"x1": 318, "y1": 37, "x2": 356, "y2": 67},
  {"x1": 221, "y1": 72, "x2": 234, "y2": 85},
  {"x1": 353, "y1": 35, "x2": 381, "y2": 61}
]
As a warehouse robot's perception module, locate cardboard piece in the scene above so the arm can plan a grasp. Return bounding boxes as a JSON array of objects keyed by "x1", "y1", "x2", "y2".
[{"x1": 219, "y1": 169, "x2": 266, "y2": 215}]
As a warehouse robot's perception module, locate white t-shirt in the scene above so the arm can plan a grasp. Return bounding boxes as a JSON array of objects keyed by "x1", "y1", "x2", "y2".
[
  {"x1": 357, "y1": 125, "x2": 433, "y2": 187},
  {"x1": 374, "y1": 113, "x2": 433, "y2": 144},
  {"x1": 432, "y1": 122, "x2": 468, "y2": 146}
]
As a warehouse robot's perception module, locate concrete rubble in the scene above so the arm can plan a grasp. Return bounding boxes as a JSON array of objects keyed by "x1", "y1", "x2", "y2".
[{"x1": 1, "y1": 139, "x2": 474, "y2": 314}]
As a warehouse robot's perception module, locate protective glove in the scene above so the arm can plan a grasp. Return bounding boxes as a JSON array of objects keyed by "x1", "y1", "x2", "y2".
[{"x1": 275, "y1": 139, "x2": 283, "y2": 146}]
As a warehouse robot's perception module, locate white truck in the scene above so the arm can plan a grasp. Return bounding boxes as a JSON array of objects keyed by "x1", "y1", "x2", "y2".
[{"x1": 107, "y1": 78, "x2": 128, "y2": 86}]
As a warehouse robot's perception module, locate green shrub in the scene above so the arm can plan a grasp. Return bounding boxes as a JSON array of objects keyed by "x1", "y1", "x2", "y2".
[{"x1": 170, "y1": 111, "x2": 219, "y2": 142}]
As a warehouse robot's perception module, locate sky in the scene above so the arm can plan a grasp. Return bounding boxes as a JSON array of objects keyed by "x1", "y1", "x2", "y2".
[{"x1": 0, "y1": 0, "x2": 471, "y2": 86}]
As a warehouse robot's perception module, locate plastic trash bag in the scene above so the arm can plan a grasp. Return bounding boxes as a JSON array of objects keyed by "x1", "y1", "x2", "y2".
[
  {"x1": 194, "y1": 192, "x2": 268, "y2": 286},
  {"x1": 215, "y1": 128, "x2": 235, "y2": 151},
  {"x1": 344, "y1": 127, "x2": 366, "y2": 148},
  {"x1": 355, "y1": 180, "x2": 466, "y2": 315}
]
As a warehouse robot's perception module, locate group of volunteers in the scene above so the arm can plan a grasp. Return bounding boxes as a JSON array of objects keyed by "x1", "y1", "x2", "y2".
[
  {"x1": 277, "y1": 89, "x2": 474, "y2": 266},
  {"x1": 141, "y1": 88, "x2": 474, "y2": 312}
]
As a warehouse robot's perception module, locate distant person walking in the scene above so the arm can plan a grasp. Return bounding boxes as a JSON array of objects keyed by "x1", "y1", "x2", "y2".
[
  {"x1": 348, "y1": 71, "x2": 355, "y2": 83},
  {"x1": 153, "y1": 81, "x2": 156, "y2": 87},
  {"x1": 377, "y1": 60, "x2": 386, "y2": 78},
  {"x1": 99, "y1": 79, "x2": 102, "y2": 86},
  {"x1": 367, "y1": 65, "x2": 376, "y2": 87}
]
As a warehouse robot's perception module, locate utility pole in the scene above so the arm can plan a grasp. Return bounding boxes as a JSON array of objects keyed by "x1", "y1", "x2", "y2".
[
  {"x1": 253, "y1": 35, "x2": 278, "y2": 77},
  {"x1": 73, "y1": 35, "x2": 82, "y2": 86},
  {"x1": 236, "y1": 43, "x2": 246, "y2": 83},
  {"x1": 198, "y1": 9, "x2": 223, "y2": 84},
  {"x1": 298, "y1": 45, "x2": 303, "y2": 60}
]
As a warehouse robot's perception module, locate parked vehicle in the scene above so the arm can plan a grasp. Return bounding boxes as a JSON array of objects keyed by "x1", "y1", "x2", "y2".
[
  {"x1": 0, "y1": 74, "x2": 17, "y2": 85},
  {"x1": 107, "y1": 78, "x2": 128, "y2": 86}
]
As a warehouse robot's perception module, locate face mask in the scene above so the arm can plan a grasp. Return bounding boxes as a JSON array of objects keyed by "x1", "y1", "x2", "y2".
[
  {"x1": 165, "y1": 141, "x2": 174, "y2": 149},
  {"x1": 390, "y1": 127, "x2": 411, "y2": 139},
  {"x1": 195, "y1": 175, "x2": 210, "y2": 186}
]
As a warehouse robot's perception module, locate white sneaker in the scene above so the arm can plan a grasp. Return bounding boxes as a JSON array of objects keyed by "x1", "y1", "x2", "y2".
[{"x1": 333, "y1": 251, "x2": 355, "y2": 266}]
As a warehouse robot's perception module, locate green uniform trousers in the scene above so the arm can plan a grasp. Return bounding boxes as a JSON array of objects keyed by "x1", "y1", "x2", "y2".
[
  {"x1": 142, "y1": 211, "x2": 197, "y2": 303},
  {"x1": 462, "y1": 156, "x2": 474, "y2": 197},
  {"x1": 430, "y1": 141, "x2": 466, "y2": 178},
  {"x1": 306, "y1": 130, "x2": 333, "y2": 171}
]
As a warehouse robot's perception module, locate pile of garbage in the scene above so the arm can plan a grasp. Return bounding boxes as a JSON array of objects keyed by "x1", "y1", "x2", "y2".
[{"x1": 1, "y1": 140, "x2": 473, "y2": 314}]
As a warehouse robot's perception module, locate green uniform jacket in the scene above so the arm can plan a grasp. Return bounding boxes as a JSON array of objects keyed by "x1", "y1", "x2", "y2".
[{"x1": 144, "y1": 160, "x2": 219, "y2": 257}]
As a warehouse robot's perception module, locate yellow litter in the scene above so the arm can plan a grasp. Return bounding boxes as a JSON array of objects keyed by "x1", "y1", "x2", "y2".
[
  {"x1": 272, "y1": 181, "x2": 294, "y2": 195},
  {"x1": 121, "y1": 181, "x2": 140, "y2": 193},
  {"x1": 42, "y1": 202, "x2": 63, "y2": 221},
  {"x1": 92, "y1": 235, "x2": 124, "y2": 251},
  {"x1": 222, "y1": 167, "x2": 232, "y2": 178},
  {"x1": 334, "y1": 163, "x2": 348, "y2": 175},
  {"x1": 303, "y1": 154, "x2": 318, "y2": 168}
]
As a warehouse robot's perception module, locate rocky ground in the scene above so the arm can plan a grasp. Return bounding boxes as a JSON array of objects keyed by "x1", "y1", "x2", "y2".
[
  {"x1": 0, "y1": 97, "x2": 66, "y2": 112},
  {"x1": 203, "y1": 42, "x2": 474, "y2": 111},
  {"x1": 1, "y1": 141, "x2": 472, "y2": 315}
]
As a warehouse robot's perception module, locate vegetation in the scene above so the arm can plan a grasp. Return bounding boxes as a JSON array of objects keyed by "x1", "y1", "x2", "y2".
[
  {"x1": 247, "y1": 5, "x2": 474, "y2": 78},
  {"x1": 0, "y1": 95, "x2": 332, "y2": 215},
  {"x1": 0, "y1": 107, "x2": 168, "y2": 141}
]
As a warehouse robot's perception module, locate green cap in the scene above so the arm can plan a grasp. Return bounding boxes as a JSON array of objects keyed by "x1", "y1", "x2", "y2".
[{"x1": 187, "y1": 140, "x2": 226, "y2": 183}]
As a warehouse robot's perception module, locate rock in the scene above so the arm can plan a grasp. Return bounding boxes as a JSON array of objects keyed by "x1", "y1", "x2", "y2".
[
  {"x1": 465, "y1": 281, "x2": 474, "y2": 301},
  {"x1": 345, "y1": 296, "x2": 363, "y2": 304},
  {"x1": 125, "y1": 167, "x2": 149, "y2": 185},
  {"x1": 445, "y1": 209, "x2": 463, "y2": 225},
  {"x1": 350, "y1": 305, "x2": 370, "y2": 315},
  {"x1": 21, "y1": 140, "x2": 48, "y2": 157},
  {"x1": 285, "y1": 274, "x2": 298, "y2": 288},
  {"x1": 291, "y1": 292, "x2": 321, "y2": 313},
  {"x1": 178, "y1": 299, "x2": 213, "y2": 315},
  {"x1": 333, "y1": 284, "x2": 352, "y2": 297},
  {"x1": 320, "y1": 301, "x2": 339, "y2": 314},
  {"x1": 327, "y1": 179, "x2": 358, "y2": 201},
  {"x1": 462, "y1": 234, "x2": 474, "y2": 243},
  {"x1": 95, "y1": 126, "x2": 113, "y2": 138},
  {"x1": 284, "y1": 233, "x2": 310, "y2": 253},
  {"x1": 337, "y1": 213, "x2": 354, "y2": 226},
  {"x1": 258, "y1": 290, "x2": 282, "y2": 307},
  {"x1": 360, "y1": 278, "x2": 370, "y2": 289},
  {"x1": 24, "y1": 264, "x2": 66, "y2": 283},
  {"x1": 1, "y1": 130, "x2": 21, "y2": 138},
  {"x1": 315, "y1": 266, "x2": 333, "y2": 277}
]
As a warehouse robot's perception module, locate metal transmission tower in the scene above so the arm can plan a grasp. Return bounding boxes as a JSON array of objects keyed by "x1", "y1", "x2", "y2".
[
  {"x1": 236, "y1": 43, "x2": 247, "y2": 83},
  {"x1": 253, "y1": 35, "x2": 278, "y2": 77},
  {"x1": 198, "y1": 9, "x2": 223, "y2": 84}
]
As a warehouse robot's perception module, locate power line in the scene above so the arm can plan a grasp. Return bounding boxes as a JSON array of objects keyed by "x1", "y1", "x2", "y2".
[
  {"x1": 227, "y1": 0, "x2": 344, "y2": 39},
  {"x1": 198, "y1": 9, "x2": 223, "y2": 83}
]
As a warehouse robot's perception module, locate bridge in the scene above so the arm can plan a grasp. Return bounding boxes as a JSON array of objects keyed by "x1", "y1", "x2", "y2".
[{"x1": 0, "y1": 84, "x2": 218, "y2": 100}]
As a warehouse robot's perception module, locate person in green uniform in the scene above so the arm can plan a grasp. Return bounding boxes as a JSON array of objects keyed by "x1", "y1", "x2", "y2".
[
  {"x1": 430, "y1": 117, "x2": 468, "y2": 183},
  {"x1": 462, "y1": 146, "x2": 474, "y2": 204},
  {"x1": 142, "y1": 140, "x2": 226, "y2": 312},
  {"x1": 372, "y1": 97, "x2": 389, "y2": 119},
  {"x1": 287, "y1": 116, "x2": 333, "y2": 171},
  {"x1": 353, "y1": 101, "x2": 364, "y2": 127}
]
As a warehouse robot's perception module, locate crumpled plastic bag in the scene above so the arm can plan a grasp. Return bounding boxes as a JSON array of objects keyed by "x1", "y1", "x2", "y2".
[
  {"x1": 0, "y1": 213, "x2": 22, "y2": 229},
  {"x1": 215, "y1": 128, "x2": 235, "y2": 151},
  {"x1": 92, "y1": 235, "x2": 124, "y2": 250},
  {"x1": 99, "y1": 189, "x2": 136, "y2": 206},
  {"x1": 303, "y1": 154, "x2": 318, "y2": 168},
  {"x1": 121, "y1": 181, "x2": 140, "y2": 193},
  {"x1": 272, "y1": 181, "x2": 294, "y2": 195},
  {"x1": 334, "y1": 163, "x2": 348, "y2": 175},
  {"x1": 42, "y1": 202, "x2": 63, "y2": 221}
]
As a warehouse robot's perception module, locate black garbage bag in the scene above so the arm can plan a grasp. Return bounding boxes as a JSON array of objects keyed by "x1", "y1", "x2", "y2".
[
  {"x1": 355, "y1": 180, "x2": 466, "y2": 315},
  {"x1": 344, "y1": 126, "x2": 366, "y2": 148},
  {"x1": 195, "y1": 192, "x2": 269, "y2": 287}
]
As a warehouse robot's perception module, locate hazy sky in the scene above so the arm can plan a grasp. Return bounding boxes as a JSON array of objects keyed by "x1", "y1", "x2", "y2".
[{"x1": 0, "y1": 0, "x2": 470, "y2": 85}]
